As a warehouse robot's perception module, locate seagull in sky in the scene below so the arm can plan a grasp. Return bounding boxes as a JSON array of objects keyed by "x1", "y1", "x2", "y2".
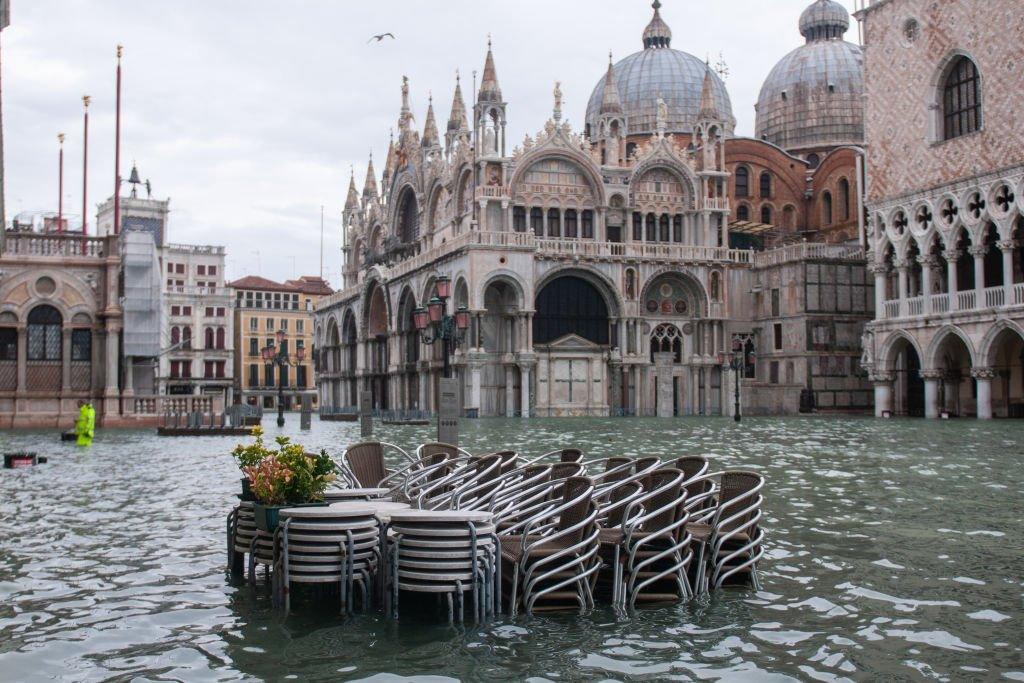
[{"x1": 368, "y1": 33, "x2": 396, "y2": 43}]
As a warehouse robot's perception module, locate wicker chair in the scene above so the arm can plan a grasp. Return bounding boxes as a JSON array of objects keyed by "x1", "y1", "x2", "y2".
[
  {"x1": 598, "y1": 468, "x2": 692, "y2": 607},
  {"x1": 499, "y1": 476, "x2": 601, "y2": 615},
  {"x1": 342, "y1": 441, "x2": 413, "y2": 488},
  {"x1": 688, "y1": 470, "x2": 765, "y2": 592}
]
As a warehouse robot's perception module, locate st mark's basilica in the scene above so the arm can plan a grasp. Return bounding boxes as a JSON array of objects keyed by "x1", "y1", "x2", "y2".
[{"x1": 314, "y1": 1, "x2": 878, "y2": 418}]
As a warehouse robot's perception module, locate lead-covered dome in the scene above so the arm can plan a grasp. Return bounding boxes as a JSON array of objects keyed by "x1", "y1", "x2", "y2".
[
  {"x1": 585, "y1": 1, "x2": 735, "y2": 137},
  {"x1": 755, "y1": 0, "x2": 863, "y2": 153}
]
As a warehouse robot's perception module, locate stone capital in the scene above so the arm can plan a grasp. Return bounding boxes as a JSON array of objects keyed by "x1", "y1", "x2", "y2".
[
  {"x1": 968, "y1": 245, "x2": 988, "y2": 258},
  {"x1": 916, "y1": 254, "x2": 938, "y2": 267},
  {"x1": 895, "y1": 259, "x2": 911, "y2": 271},
  {"x1": 997, "y1": 239, "x2": 1018, "y2": 252},
  {"x1": 942, "y1": 249, "x2": 962, "y2": 262},
  {"x1": 970, "y1": 366, "x2": 996, "y2": 380},
  {"x1": 870, "y1": 370, "x2": 895, "y2": 383},
  {"x1": 869, "y1": 262, "x2": 889, "y2": 275},
  {"x1": 919, "y1": 369, "x2": 944, "y2": 381}
]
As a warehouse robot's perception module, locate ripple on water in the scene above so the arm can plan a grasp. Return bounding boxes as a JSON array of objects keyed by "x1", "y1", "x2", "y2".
[{"x1": 0, "y1": 416, "x2": 1022, "y2": 681}]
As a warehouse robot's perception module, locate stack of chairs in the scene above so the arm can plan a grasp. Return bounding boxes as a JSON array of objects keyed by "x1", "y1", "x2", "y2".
[
  {"x1": 385, "y1": 509, "x2": 499, "y2": 623},
  {"x1": 271, "y1": 506, "x2": 381, "y2": 615}
]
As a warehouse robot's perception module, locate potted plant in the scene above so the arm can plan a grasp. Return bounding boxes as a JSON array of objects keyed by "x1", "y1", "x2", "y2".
[
  {"x1": 232, "y1": 426, "x2": 271, "y2": 500},
  {"x1": 234, "y1": 430, "x2": 336, "y2": 531}
]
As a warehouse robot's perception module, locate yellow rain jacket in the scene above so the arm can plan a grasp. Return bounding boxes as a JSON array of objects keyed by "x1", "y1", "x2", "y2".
[{"x1": 75, "y1": 403, "x2": 95, "y2": 446}]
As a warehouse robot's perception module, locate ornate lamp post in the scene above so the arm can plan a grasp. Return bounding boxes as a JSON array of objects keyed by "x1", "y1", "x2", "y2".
[
  {"x1": 720, "y1": 337, "x2": 750, "y2": 423},
  {"x1": 412, "y1": 275, "x2": 470, "y2": 378},
  {"x1": 262, "y1": 329, "x2": 306, "y2": 427}
]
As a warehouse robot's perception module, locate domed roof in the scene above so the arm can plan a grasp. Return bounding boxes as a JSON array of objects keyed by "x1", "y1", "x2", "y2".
[
  {"x1": 755, "y1": 0, "x2": 863, "y2": 153},
  {"x1": 585, "y1": 2, "x2": 735, "y2": 137}
]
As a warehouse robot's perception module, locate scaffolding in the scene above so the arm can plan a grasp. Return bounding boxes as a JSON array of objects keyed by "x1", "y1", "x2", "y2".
[{"x1": 122, "y1": 231, "x2": 162, "y2": 357}]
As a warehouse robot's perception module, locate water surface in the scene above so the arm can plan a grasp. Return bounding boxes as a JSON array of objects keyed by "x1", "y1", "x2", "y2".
[{"x1": 0, "y1": 417, "x2": 1022, "y2": 681}]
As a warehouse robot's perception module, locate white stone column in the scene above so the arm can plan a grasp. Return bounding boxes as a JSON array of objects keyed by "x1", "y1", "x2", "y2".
[
  {"x1": 897, "y1": 259, "x2": 909, "y2": 303},
  {"x1": 921, "y1": 369, "x2": 941, "y2": 419},
  {"x1": 999, "y1": 240, "x2": 1016, "y2": 303},
  {"x1": 972, "y1": 367, "x2": 994, "y2": 419},
  {"x1": 505, "y1": 366, "x2": 515, "y2": 417},
  {"x1": 104, "y1": 323, "x2": 120, "y2": 395},
  {"x1": 872, "y1": 264, "x2": 887, "y2": 315},
  {"x1": 469, "y1": 361, "x2": 481, "y2": 417},
  {"x1": 970, "y1": 245, "x2": 986, "y2": 292},
  {"x1": 872, "y1": 371, "x2": 893, "y2": 417},
  {"x1": 944, "y1": 249, "x2": 960, "y2": 308},
  {"x1": 16, "y1": 325, "x2": 26, "y2": 392},
  {"x1": 419, "y1": 370, "x2": 429, "y2": 412},
  {"x1": 519, "y1": 364, "x2": 531, "y2": 418},
  {"x1": 920, "y1": 256, "x2": 934, "y2": 314}
]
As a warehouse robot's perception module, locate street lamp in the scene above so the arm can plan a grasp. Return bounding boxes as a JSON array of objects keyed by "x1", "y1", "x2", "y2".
[
  {"x1": 262, "y1": 330, "x2": 306, "y2": 427},
  {"x1": 413, "y1": 275, "x2": 470, "y2": 378},
  {"x1": 720, "y1": 337, "x2": 750, "y2": 423}
]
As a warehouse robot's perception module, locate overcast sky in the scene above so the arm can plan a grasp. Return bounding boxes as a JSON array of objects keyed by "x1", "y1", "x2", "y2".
[{"x1": 2, "y1": 0, "x2": 858, "y2": 286}]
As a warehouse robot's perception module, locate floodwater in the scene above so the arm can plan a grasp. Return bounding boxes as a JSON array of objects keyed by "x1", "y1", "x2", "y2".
[{"x1": 0, "y1": 416, "x2": 1022, "y2": 682}]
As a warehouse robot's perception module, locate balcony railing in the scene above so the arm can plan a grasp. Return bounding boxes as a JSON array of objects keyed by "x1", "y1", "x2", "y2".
[
  {"x1": 880, "y1": 283, "x2": 1023, "y2": 320},
  {"x1": 475, "y1": 185, "x2": 509, "y2": 199},
  {"x1": 752, "y1": 242, "x2": 865, "y2": 267},
  {"x1": 2, "y1": 232, "x2": 108, "y2": 258},
  {"x1": 703, "y1": 197, "x2": 730, "y2": 212}
]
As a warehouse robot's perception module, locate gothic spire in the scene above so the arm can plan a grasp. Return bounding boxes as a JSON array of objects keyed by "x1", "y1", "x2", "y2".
[
  {"x1": 345, "y1": 167, "x2": 359, "y2": 211},
  {"x1": 362, "y1": 152, "x2": 378, "y2": 203},
  {"x1": 422, "y1": 93, "x2": 440, "y2": 147},
  {"x1": 642, "y1": 0, "x2": 672, "y2": 49},
  {"x1": 599, "y1": 51, "x2": 623, "y2": 115},
  {"x1": 478, "y1": 37, "x2": 502, "y2": 102},
  {"x1": 448, "y1": 71, "x2": 469, "y2": 133},
  {"x1": 698, "y1": 63, "x2": 720, "y2": 121}
]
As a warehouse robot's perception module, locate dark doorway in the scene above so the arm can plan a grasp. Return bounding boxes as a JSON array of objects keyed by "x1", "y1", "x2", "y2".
[{"x1": 534, "y1": 276, "x2": 610, "y2": 345}]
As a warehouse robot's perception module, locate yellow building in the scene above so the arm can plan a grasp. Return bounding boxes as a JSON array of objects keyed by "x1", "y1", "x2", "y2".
[{"x1": 229, "y1": 275, "x2": 332, "y2": 411}]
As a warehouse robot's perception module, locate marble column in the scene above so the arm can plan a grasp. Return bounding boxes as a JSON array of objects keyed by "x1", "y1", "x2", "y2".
[
  {"x1": 872, "y1": 263, "x2": 887, "y2": 315},
  {"x1": 970, "y1": 245, "x2": 986, "y2": 292},
  {"x1": 419, "y1": 370, "x2": 429, "y2": 413},
  {"x1": 505, "y1": 366, "x2": 515, "y2": 417},
  {"x1": 104, "y1": 323, "x2": 120, "y2": 396},
  {"x1": 872, "y1": 371, "x2": 894, "y2": 417},
  {"x1": 61, "y1": 326, "x2": 72, "y2": 392},
  {"x1": 944, "y1": 249, "x2": 960, "y2": 309},
  {"x1": 519, "y1": 364, "x2": 531, "y2": 418},
  {"x1": 16, "y1": 325, "x2": 26, "y2": 392},
  {"x1": 468, "y1": 361, "x2": 481, "y2": 417},
  {"x1": 921, "y1": 369, "x2": 942, "y2": 419},
  {"x1": 896, "y1": 259, "x2": 909, "y2": 308},
  {"x1": 919, "y1": 256, "x2": 935, "y2": 314},
  {"x1": 972, "y1": 367, "x2": 994, "y2": 419},
  {"x1": 999, "y1": 240, "x2": 1016, "y2": 302}
]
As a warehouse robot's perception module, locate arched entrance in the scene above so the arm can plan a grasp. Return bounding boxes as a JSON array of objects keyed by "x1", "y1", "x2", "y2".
[
  {"x1": 888, "y1": 336, "x2": 924, "y2": 417},
  {"x1": 342, "y1": 311, "x2": 358, "y2": 406},
  {"x1": 397, "y1": 288, "x2": 419, "y2": 411},
  {"x1": 365, "y1": 283, "x2": 390, "y2": 410},
  {"x1": 931, "y1": 330, "x2": 974, "y2": 416},
  {"x1": 986, "y1": 326, "x2": 1024, "y2": 418},
  {"x1": 533, "y1": 274, "x2": 613, "y2": 416}
]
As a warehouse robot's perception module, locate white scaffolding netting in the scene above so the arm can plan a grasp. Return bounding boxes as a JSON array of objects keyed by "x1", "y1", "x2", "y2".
[{"x1": 122, "y1": 231, "x2": 162, "y2": 357}]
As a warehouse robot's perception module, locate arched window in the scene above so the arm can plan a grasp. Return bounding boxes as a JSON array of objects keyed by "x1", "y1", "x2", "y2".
[
  {"x1": 710, "y1": 272, "x2": 721, "y2": 301},
  {"x1": 737, "y1": 204, "x2": 750, "y2": 221},
  {"x1": 806, "y1": 153, "x2": 820, "y2": 169},
  {"x1": 530, "y1": 207, "x2": 543, "y2": 236},
  {"x1": 534, "y1": 276, "x2": 609, "y2": 345},
  {"x1": 547, "y1": 208, "x2": 561, "y2": 238},
  {"x1": 761, "y1": 205, "x2": 773, "y2": 225},
  {"x1": 645, "y1": 213, "x2": 656, "y2": 242},
  {"x1": 181, "y1": 326, "x2": 192, "y2": 349},
  {"x1": 27, "y1": 305, "x2": 62, "y2": 361},
  {"x1": 943, "y1": 56, "x2": 981, "y2": 140},
  {"x1": 759, "y1": 172, "x2": 772, "y2": 198},
  {"x1": 171, "y1": 326, "x2": 180, "y2": 345},
  {"x1": 513, "y1": 206, "x2": 526, "y2": 232},
  {"x1": 823, "y1": 191, "x2": 833, "y2": 225},
  {"x1": 782, "y1": 205, "x2": 796, "y2": 230},
  {"x1": 581, "y1": 210, "x2": 594, "y2": 239},
  {"x1": 838, "y1": 178, "x2": 851, "y2": 221},
  {"x1": 672, "y1": 215, "x2": 683, "y2": 242},
  {"x1": 659, "y1": 214, "x2": 670, "y2": 242},
  {"x1": 633, "y1": 212, "x2": 643, "y2": 241},
  {"x1": 204, "y1": 327, "x2": 215, "y2": 350},
  {"x1": 735, "y1": 166, "x2": 749, "y2": 197},
  {"x1": 397, "y1": 188, "x2": 419, "y2": 244},
  {"x1": 216, "y1": 328, "x2": 225, "y2": 350},
  {"x1": 564, "y1": 209, "x2": 578, "y2": 238}
]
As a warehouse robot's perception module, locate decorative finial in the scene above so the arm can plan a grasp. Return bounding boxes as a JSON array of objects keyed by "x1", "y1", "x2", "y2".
[
  {"x1": 487, "y1": 33, "x2": 492, "y2": 49},
  {"x1": 82, "y1": 95, "x2": 91, "y2": 108},
  {"x1": 652, "y1": 0, "x2": 661, "y2": 9},
  {"x1": 609, "y1": 50, "x2": 613, "y2": 65},
  {"x1": 455, "y1": 69, "x2": 460, "y2": 83},
  {"x1": 58, "y1": 132, "x2": 66, "y2": 145},
  {"x1": 117, "y1": 44, "x2": 123, "y2": 59}
]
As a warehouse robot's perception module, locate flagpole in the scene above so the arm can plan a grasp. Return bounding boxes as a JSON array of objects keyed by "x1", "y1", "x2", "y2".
[
  {"x1": 113, "y1": 45, "x2": 123, "y2": 235},
  {"x1": 81, "y1": 95, "x2": 90, "y2": 253},
  {"x1": 57, "y1": 133, "x2": 65, "y2": 231},
  {"x1": 319, "y1": 204, "x2": 324, "y2": 281}
]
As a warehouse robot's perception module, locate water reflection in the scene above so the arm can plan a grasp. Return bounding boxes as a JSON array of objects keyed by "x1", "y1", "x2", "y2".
[{"x1": 0, "y1": 417, "x2": 1021, "y2": 680}]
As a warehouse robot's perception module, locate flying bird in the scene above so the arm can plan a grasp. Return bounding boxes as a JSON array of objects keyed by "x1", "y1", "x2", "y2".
[{"x1": 368, "y1": 33, "x2": 396, "y2": 43}]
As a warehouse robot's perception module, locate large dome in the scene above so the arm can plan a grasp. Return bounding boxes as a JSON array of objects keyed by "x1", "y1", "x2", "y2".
[
  {"x1": 755, "y1": 0, "x2": 864, "y2": 153},
  {"x1": 585, "y1": 2, "x2": 735, "y2": 137}
]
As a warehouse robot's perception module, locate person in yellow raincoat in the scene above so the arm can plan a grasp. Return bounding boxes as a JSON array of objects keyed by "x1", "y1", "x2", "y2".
[{"x1": 75, "y1": 400, "x2": 95, "y2": 446}]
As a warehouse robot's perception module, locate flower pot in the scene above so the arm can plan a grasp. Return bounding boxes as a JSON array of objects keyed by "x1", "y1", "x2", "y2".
[
  {"x1": 240, "y1": 478, "x2": 255, "y2": 501},
  {"x1": 253, "y1": 501, "x2": 328, "y2": 532}
]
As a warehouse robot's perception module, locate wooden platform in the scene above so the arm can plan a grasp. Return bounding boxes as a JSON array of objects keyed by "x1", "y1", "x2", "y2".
[
  {"x1": 321, "y1": 413, "x2": 358, "y2": 422},
  {"x1": 157, "y1": 427, "x2": 254, "y2": 437}
]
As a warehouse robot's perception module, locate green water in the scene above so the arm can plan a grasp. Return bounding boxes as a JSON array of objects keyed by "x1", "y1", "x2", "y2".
[{"x1": 0, "y1": 416, "x2": 1022, "y2": 681}]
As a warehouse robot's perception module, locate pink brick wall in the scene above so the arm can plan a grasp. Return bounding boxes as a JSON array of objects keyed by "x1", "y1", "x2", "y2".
[{"x1": 861, "y1": 0, "x2": 1024, "y2": 203}]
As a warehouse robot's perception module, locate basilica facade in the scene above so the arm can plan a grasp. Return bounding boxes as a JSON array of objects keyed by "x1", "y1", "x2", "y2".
[{"x1": 315, "y1": 1, "x2": 874, "y2": 418}]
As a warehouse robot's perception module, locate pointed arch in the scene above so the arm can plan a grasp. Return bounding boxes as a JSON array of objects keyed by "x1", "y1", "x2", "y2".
[
  {"x1": 978, "y1": 319, "x2": 1024, "y2": 367},
  {"x1": 877, "y1": 330, "x2": 924, "y2": 372},
  {"x1": 924, "y1": 324, "x2": 977, "y2": 370}
]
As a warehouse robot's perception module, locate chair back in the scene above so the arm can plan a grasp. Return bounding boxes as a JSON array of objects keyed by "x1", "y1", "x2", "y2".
[
  {"x1": 344, "y1": 442, "x2": 387, "y2": 487},
  {"x1": 602, "y1": 456, "x2": 633, "y2": 483},
  {"x1": 420, "y1": 442, "x2": 459, "y2": 462},
  {"x1": 718, "y1": 471, "x2": 764, "y2": 533},
  {"x1": 557, "y1": 476, "x2": 596, "y2": 543},
  {"x1": 674, "y1": 455, "x2": 710, "y2": 502},
  {"x1": 603, "y1": 480, "x2": 642, "y2": 527},
  {"x1": 559, "y1": 448, "x2": 584, "y2": 463},
  {"x1": 640, "y1": 468, "x2": 685, "y2": 535},
  {"x1": 634, "y1": 457, "x2": 661, "y2": 474}
]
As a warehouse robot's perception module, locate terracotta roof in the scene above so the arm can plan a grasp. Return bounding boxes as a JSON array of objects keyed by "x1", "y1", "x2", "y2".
[
  {"x1": 285, "y1": 276, "x2": 334, "y2": 296},
  {"x1": 228, "y1": 275, "x2": 300, "y2": 293}
]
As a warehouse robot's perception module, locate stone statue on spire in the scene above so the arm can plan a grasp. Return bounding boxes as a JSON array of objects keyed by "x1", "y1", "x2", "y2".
[
  {"x1": 656, "y1": 92, "x2": 668, "y2": 136},
  {"x1": 553, "y1": 81, "x2": 563, "y2": 122}
]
